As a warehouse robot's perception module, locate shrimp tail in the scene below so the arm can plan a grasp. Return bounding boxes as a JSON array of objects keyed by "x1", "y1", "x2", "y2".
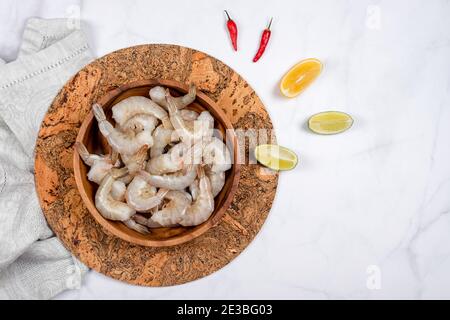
[
  {"x1": 162, "y1": 117, "x2": 173, "y2": 130},
  {"x1": 125, "y1": 144, "x2": 150, "y2": 174},
  {"x1": 196, "y1": 165, "x2": 205, "y2": 178},
  {"x1": 75, "y1": 141, "x2": 93, "y2": 165},
  {"x1": 156, "y1": 188, "x2": 170, "y2": 199},
  {"x1": 165, "y1": 90, "x2": 178, "y2": 115},
  {"x1": 110, "y1": 150, "x2": 119, "y2": 166},
  {"x1": 132, "y1": 214, "x2": 149, "y2": 226},
  {"x1": 135, "y1": 144, "x2": 149, "y2": 158},
  {"x1": 111, "y1": 167, "x2": 129, "y2": 179},
  {"x1": 132, "y1": 144, "x2": 149, "y2": 163},
  {"x1": 124, "y1": 219, "x2": 150, "y2": 234},
  {"x1": 181, "y1": 83, "x2": 196, "y2": 107},
  {"x1": 132, "y1": 214, "x2": 162, "y2": 228},
  {"x1": 92, "y1": 103, "x2": 106, "y2": 122}
]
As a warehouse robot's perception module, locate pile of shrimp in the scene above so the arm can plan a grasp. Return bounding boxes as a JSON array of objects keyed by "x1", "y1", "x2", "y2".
[{"x1": 75, "y1": 84, "x2": 232, "y2": 234}]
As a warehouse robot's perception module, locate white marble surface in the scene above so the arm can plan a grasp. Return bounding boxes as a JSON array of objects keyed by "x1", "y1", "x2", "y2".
[{"x1": 1, "y1": 0, "x2": 450, "y2": 299}]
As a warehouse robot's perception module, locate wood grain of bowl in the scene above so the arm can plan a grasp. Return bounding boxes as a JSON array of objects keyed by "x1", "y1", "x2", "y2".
[{"x1": 74, "y1": 79, "x2": 240, "y2": 247}]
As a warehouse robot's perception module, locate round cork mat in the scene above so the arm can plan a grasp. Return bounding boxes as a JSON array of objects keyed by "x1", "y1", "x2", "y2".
[{"x1": 34, "y1": 44, "x2": 278, "y2": 286}]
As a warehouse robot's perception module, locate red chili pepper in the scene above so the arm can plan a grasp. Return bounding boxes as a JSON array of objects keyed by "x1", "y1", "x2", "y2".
[
  {"x1": 225, "y1": 10, "x2": 238, "y2": 51},
  {"x1": 253, "y1": 18, "x2": 273, "y2": 62}
]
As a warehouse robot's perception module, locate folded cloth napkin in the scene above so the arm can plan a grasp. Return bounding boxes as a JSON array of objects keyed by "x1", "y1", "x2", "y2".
[{"x1": 0, "y1": 18, "x2": 93, "y2": 299}]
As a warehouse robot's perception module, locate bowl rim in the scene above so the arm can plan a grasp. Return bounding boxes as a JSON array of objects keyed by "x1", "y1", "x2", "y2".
[{"x1": 73, "y1": 79, "x2": 241, "y2": 247}]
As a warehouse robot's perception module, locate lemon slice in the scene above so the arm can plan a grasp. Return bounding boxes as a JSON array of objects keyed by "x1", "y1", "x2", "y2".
[
  {"x1": 254, "y1": 144, "x2": 298, "y2": 171},
  {"x1": 308, "y1": 111, "x2": 353, "y2": 135},
  {"x1": 280, "y1": 58, "x2": 323, "y2": 98}
]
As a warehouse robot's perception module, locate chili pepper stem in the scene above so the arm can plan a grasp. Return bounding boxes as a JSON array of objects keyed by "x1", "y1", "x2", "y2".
[
  {"x1": 224, "y1": 10, "x2": 231, "y2": 21},
  {"x1": 267, "y1": 17, "x2": 273, "y2": 30}
]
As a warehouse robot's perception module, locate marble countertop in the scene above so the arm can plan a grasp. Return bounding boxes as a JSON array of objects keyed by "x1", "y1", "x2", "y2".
[{"x1": 2, "y1": 0, "x2": 450, "y2": 299}]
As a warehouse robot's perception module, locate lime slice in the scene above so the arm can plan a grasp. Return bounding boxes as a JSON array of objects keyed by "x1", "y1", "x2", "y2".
[
  {"x1": 254, "y1": 144, "x2": 298, "y2": 171},
  {"x1": 308, "y1": 111, "x2": 353, "y2": 135}
]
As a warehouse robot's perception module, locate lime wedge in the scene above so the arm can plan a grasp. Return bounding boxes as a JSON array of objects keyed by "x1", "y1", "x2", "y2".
[
  {"x1": 308, "y1": 111, "x2": 353, "y2": 135},
  {"x1": 254, "y1": 144, "x2": 298, "y2": 171}
]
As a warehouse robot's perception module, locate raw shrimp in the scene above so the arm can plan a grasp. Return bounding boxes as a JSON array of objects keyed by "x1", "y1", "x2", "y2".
[
  {"x1": 138, "y1": 165, "x2": 198, "y2": 190},
  {"x1": 133, "y1": 214, "x2": 162, "y2": 228},
  {"x1": 205, "y1": 166, "x2": 225, "y2": 197},
  {"x1": 182, "y1": 140, "x2": 203, "y2": 166},
  {"x1": 111, "y1": 150, "x2": 120, "y2": 166},
  {"x1": 117, "y1": 174, "x2": 134, "y2": 185},
  {"x1": 146, "y1": 142, "x2": 186, "y2": 175},
  {"x1": 75, "y1": 141, "x2": 104, "y2": 166},
  {"x1": 148, "y1": 86, "x2": 165, "y2": 107},
  {"x1": 179, "y1": 166, "x2": 215, "y2": 226},
  {"x1": 203, "y1": 137, "x2": 232, "y2": 172},
  {"x1": 150, "y1": 125, "x2": 179, "y2": 158},
  {"x1": 149, "y1": 83, "x2": 196, "y2": 110},
  {"x1": 120, "y1": 144, "x2": 149, "y2": 175},
  {"x1": 111, "y1": 96, "x2": 171, "y2": 129},
  {"x1": 180, "y1": 109, "x2": 199, "y2": 121},
  {"x1": 93, "y1": 104, "x2": 153, "y2": 155},
  {"x1": 150, "y1": 191, "x2": 192, "y2": 227},
  {"x1": 166, "y1": 93, "x2": 214, "y2": 145},
  {"x1": 121, "y1": 114, "x2": 158, "y2": 134},
  {"x1": 75, "y1": 141, "x2": 115, "y2": 184},
  {"x1": 189, "y1": 179, "x2": 200, "y2": 201},
  {"x1": 111, "y1": 180, "x2": 126, "y2": 201},
  {"x1": 123, "y1": 219, "x2": 150, "y2": 234},
  {"x1": 95, "y1": 168, "x2": 135, "y2": 221},
  {"x1": 126, "y1": 176, "x2": 168, "y2": 212},
  {"x1": 99, "y1": 168, "x2": 149, "y2": 234}
]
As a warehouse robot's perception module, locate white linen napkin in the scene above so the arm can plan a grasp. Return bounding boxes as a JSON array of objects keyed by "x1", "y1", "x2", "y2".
[{"x1": 0, "y1": 18, "x2": 93, "y2": 300}]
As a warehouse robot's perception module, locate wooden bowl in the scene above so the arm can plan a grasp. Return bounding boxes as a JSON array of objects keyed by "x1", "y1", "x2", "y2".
[{"x1": 74, "y1": 79, "x2": 240, "y2": 247}]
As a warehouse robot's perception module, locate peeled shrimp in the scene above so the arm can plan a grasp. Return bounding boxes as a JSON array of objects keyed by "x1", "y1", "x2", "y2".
[
  {"x1": 120, "y1": 144, "x2": 149, "y2": 175},
  {"x1": 111, "y1": 96, "x2": 171, "y2": 129},
  {"x1": 205, "y1": 166, "x2": 225, "y2": 197},
  {"x1": 179, "y1": 166, "x2": 214, "y2": 226},
  {"x1": 167, "y1": 110, "x2": 198, "y2": 136},
  {"x1": 138, "y1": 165, "x2": 197, "y2": 190},
  {"x1": 180, "y1": 109, "x2": 199, "y2": 121},
  {"x1": 121, "y1": 114, "x2": 158, "y2": 134},
  {"x1": 166, "y1": 93, "x2": 214, "y2": 145},
  {"x1": 190, "y1": 167, "x2": 224, "y2": 199},
  {"x1": 149, "y1": 191, "x2": 192, "y2": 227},
  {"x1": 75, "y1": 141, "x2": 104, "y2": 166},
  {"x1": 150, "y1": 125, "x2": 179, "y2": 158},
  {"x1": 93, "y1": 104, "x2": 153, "y2": 155},
  {"x1": 95, "y1": 169, "x2": 135, "y2": 221},
  {"x1": 146, "y1": 142, "x2": 186, "y2": 175},
  {"x1": 149, "y1": 83, "x2": 196, "y2": 110},
  {"x1": 111, "y1": 180, "x2": 126, "y2": 201},
  {"x1": 75, "y1": 141, "x2": 115, "y2": 184},
  {"x1": 125, "y1": 176, "x2": 168, "y2": 212},
  {"x1": 148, "y1": 86, "x2": 166, "y2": 107},
  {"x1": 100, "y1": 168, "x2": 149, "y2": 234},
  {"x1": 203, "y1": 137, "x2": 232, "y2": 172}
]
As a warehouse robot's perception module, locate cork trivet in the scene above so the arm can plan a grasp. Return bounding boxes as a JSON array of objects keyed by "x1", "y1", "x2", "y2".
[{"x1": 34, "y1": 44, "x2": 278, "y2": 286}]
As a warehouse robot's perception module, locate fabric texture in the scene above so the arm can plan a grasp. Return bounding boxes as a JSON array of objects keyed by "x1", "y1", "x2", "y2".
[{"x1": 0, "y1": 18, "x2": 93, "y2": 300}]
